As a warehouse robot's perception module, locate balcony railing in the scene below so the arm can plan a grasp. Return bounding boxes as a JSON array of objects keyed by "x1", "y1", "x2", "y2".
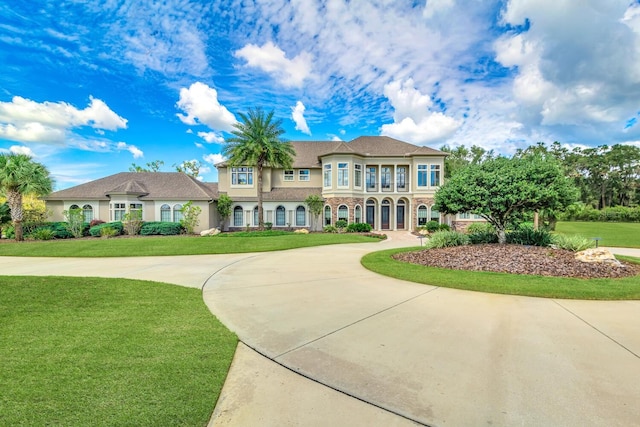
[{"x1": 365, "y1": 181, "x2": 409, "y2": 192}]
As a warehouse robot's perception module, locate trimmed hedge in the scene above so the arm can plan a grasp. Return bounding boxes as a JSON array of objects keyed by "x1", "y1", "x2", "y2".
[
  {"x1": 140, "y1": 222, "x2": 183, "y2": 236},
  {"x1": 506, "y1": 226, "x2": 553, "y2": 247},
  {"x1": 89, "y1": 222, "x2": 123, "y2": 237},
  {"x1": 346, "y1": 222, "x2": 372, "y2": 233},
  {"x1": 561, "y1": 205, "x2": 640, "y2": 222}
]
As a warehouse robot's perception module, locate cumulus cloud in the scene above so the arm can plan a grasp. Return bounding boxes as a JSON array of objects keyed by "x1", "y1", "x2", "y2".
[
  {"x1": 495, "y1": 0, "x2": 640, "y2": 136},
  {"x1": 291, "y1": 101, "x2": 311, "y2": 135},
  {"x1": 235, "y1": 42, "x2": 312, "y2": 88},
  {"x1": 176, "y1": 82, "x2": 236, "y2": 132},
  {"x1": 0, "y1": 96, "x2": 127, "y2": 145},
  {"x1": 197, "y1": 131, "x2": 225, "y2": 144},
  {"x1": 423, "y1": 0, "x2": 455, "y2": 19},
  {"x1": 116, "y1": 142, "x2": 144, "y2": 158},
  {"x1": 203, "y1": 153, "x2": 226, "y2": 165},
  {"x1": 9, "y1": 145, "x2": 35, "y2": 156},
  {"x1": 380, "y1": 79, "x2": 461, "y2": 144}
]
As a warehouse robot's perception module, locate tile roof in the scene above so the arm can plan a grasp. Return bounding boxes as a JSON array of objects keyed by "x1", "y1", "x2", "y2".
[{"x1": 45, "y1": 172, "x2": 217, "y2": 201}]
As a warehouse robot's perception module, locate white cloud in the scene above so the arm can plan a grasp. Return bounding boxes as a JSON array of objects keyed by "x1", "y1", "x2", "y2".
[
  {"x1": 203, "y1": 153, "x2": 226, "y2": 165},
  {"x1": 197, "y1": 131, "x2": 225, "y2": 144},
  {"x1": 423, "y1": 0, "x2": 455, "y2": 19},
  {"x1": 9, "y1": 145, "x2": 35, "y2": 156},
  {"x1": 291, "y1": 101, "x2": 311, "y2": 135},
  {"x1": 176, "y1": 82, "x2": 236, "y2": 132},
  {"x1": 235, "y1": 42, "x2": 312, "y2": 88},
  {"x1": 380, "y1": 79, "x2": 461, "y2": 144},
  {"x1": 0, "y1": 96, "x2": 127, "y2": 143},
  {"x1": 116, "y1": 142, "x2": 144, "y2": 158}
]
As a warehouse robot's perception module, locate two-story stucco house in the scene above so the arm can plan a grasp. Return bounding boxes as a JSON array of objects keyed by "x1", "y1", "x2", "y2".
[
  {"x1": 218, "y1": 136, "x2": 447, "y2": 231},
  {"x1": 46, "y1": 136, "x2": 466, "y2": 232}
]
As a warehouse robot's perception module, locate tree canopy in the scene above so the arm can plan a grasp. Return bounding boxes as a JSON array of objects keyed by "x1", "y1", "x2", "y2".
[
  {"x1": 223, "y1": 108, "x2": 295, "y2": 229},
  {"x1": 434, "y1": 155, "x2": 577, "y2": 243},
  {"x1": 0, "y1": 154, "x2": 53, "y2": 241}
]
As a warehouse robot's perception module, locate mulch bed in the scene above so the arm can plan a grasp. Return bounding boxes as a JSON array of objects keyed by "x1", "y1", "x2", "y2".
[{"x1": 393, "y1": 244, "x2": 640, "y2": 279}]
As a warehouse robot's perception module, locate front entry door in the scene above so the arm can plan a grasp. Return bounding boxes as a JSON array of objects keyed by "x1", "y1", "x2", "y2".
[
  {"x1": 381, "y1": 205, "x2": 390, "y2": 230},
  {"x1": 397, "y1": 205, "x2": 405, "y2": 229},
  {"x1": 366, "y1": 205, "x2": 375, "y2": 228}
]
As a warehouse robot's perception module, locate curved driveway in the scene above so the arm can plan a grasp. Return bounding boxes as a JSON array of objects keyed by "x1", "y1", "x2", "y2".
[
  {"x1": 204, "y1": 235, "x2": 640, "y2": 426},
  {"x1": 1, "y1": 235, "x2": 639, "y2": 426}
]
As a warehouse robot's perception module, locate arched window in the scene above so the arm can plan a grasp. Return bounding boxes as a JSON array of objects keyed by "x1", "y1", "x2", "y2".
[
  {"x1": 354, "y1": 205, "x2": 362, "y2": 223},
  {"x1": 233, "y1": 206, "x2": 244, "y2": 226},
  {"x1": 253, "y1": 206, "x2": 259, "y2": 226},
  {"x1": 160, "y1": 204, "x2": 171, "y2": 222},
  {"x1": 173, "y1": 204, "x2": 183, "y2": 223},
  {"x1": 295, "y1": 206, "x2": 306, "y2": 226},
  {"x1": 418, "y1": 205, "x2": 428, "y2": 226},
  {"x1": 69, "y1": 204, "x2": 80, "y2": 210},
  {"x1": 275, "y1": 206, "x2": 286, "y2": 226},
  {"x1": 324, "y1": 205, "x2": 332, "y2": 226},
  {"x1": 338, "y1": 205, "x2": 348, "y2": 222},
  {"x1": 82, "y1": 204, "x2": 93, "y2": 223}
]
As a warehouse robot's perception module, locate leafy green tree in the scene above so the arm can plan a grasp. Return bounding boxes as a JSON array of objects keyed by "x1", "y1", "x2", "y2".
[
  {"x1": 439, "y1": 144, "x2": 495, "y2": 178},
  {"x1": 434, "y1": 155, "x2": 577, "y2": 244},
  {"x1": 180, "y1": 201, "x2": 201, "y2": 234},
  {"x1": 305, "y1": 194, "x2": 324, "y2": 231},
  {"x1": 0, "y1": 202, "x2": 11, "y2": 238},
  {"x1": 216, "y1": 194, "x2": 233, "y2": 231},
  {"x1": 223, "y1": 108, "x2": 295, "y2": 229},
  {"x1": 129, "y1": 160, "x2": 165, "y2": 172},
  {"x1": 0, "y1": 154, "x2": 53, "y2": 241},
  {"x1": 174, "y1": 160, "x2": 202, "y2": 178}
]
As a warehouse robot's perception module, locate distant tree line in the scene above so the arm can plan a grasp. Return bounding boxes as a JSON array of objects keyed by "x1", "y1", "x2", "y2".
[{"x1": 441, "y1": 142, "x2": 640, "y2": 209}]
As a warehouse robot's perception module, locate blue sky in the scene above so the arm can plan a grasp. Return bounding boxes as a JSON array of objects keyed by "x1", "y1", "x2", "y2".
[{"x1": 2, "y1": 0, "x2": 640, "y2": 189}]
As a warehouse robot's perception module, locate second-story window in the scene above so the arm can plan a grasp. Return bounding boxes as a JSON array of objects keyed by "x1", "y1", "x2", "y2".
[
  {"x1": 354, "y1": 164, "x2": 362, "y2": 187},
  {"x1": 366, "y1": 167, "x2": 376, "y2": 190},
  {"x1": 232, "y1": 167, "x2": 253, "y2": 185},
  {"x1": 381, "y1": 167, "x2": 391, "y2": 190},
  {"x1": 430, "y1": 164, "x2": 441, "y2": 186},
  {"x1": 324, "y1": 164, "x2": 332, "y2": 187},
  {"x1": 284, "y1": 170, "x2": 294, "y2": 181},
  {"x1": 298, "y1": 169, "x2": 310, "y2": 181},
  {"x1": 417, "y1": 164, "x2": 428, "y2": 187},
  {"x1": 338, "y1": 163, "x2": 348, "y2": 187},
  {"x1": 397, "y1": 167, "x2": 406, "y2": 190}
]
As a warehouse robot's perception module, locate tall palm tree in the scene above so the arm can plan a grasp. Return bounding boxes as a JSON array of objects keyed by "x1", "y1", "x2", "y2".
[
  {"x1": 223, "y1": 108, "x2": 295, "y2": 229},
  {"x1": 0, "y1": 154, "x2": 54, "y2": 241}
]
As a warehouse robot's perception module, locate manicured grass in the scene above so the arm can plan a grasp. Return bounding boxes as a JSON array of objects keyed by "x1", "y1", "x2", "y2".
[
  {"x1": 0, "y1": 276, "x2": 237, "y2": 426},
  {"x1": 362, "y1": 247, "x2": 640, "y2": 300},
  {"x1": 555, "y1": 221, "x2": 640, "y2": 248},
  {"x1": 0, "y1": 232, "x2": 380, "y2": 257}
]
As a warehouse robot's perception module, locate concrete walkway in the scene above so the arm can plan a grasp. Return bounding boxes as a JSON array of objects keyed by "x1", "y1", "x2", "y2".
[{"x1": 1, "y1": 235, "x2": 639, "y2": 426}]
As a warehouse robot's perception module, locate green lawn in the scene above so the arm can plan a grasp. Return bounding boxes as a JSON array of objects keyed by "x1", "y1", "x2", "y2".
[
  {"x1": 0, "y1": 276, "x2": 237, "y2": 426},
  {"x1": 0, "y1": 232, "x2": 380, "y2": 257},
  {"x1": 555, "y1": 221, "x2": 640, "y2": 248},
  {"x1": 362, "y1": 247, "x2": 640, "y2": 300}
]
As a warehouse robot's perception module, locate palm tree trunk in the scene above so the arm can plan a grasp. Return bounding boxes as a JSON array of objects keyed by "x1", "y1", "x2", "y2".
[
  {"x1": 257, "y1": 163, "x2": 264, "y2": 230},
  {"x1": 7, "y1": 190, "x2": 24, "y2": 241}
]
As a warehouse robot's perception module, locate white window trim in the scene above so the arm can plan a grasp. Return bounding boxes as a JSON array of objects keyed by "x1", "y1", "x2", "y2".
[
  {"x1": 417, "y1": 164, "x2": 428, "y2": 188},
  {"x1": 284, "y1": 170, "x2": 294, "y2": 181},
  {"x1": 298, "y1": 169, "x2": 310, "y2": 181},
  {"x1": 337, "y1": 162, "x2": 349, "y2": 188}
]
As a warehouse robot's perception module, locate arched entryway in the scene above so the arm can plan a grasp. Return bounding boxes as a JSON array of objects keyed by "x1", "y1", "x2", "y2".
[
  {"x1": 381, "y1": 199, "x2": 391, "y2": 230},
  {"x1": 396, "y1": 199, "x2": 407, "y2": 230},
  {"x1": 366, "y1": 199, "x2": 376, "y2": 229}
]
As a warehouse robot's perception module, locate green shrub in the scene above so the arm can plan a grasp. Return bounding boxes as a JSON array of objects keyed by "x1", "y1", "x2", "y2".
[
  {"x1": 89, "y1": 222, "x2": 123, "y2": 237},
  {"x1": 31, "y1": 228, "x2": 55, "y2": 240},
  {"x1": 346, "y1": 222, "x2": 372, "y2": 233},
  {"x1": 439, "y1": 223, "x2": 450, "y2": 231},
  {"x1": 552, "y1": 234, "x2": 596, "y2": 252},
  {"x1": 140, "y1": 222, "x2": 183, "y2": 236},
  {"x1": 217, "y1": 230, "x2": 292, "y2": 237},
  {"x1": 100, "y1": 226, "x2": 118, "y2": 238},
  {"x1": 560, "y1": 204, "x2": 640, "y2": 222},
  {"x1": 425, "y1": 220, "x2": 440, "y2": 233},
  {"x1": 468, "y1": 231, "x2": 499, "y2": 244},
  {"x1": 335, "y1": 219, "x2": 348, "y2": 229},
  {"x1": 323, "y1": 225, "x2": 338, "y2": 233},
  {"x1": 63, "y1": 208, "x2": 86, "y2": 238},
  {"x1": 264, "y1": 222, "x2": 273, "y2": 230},
  {"x1": 506, "y1": 226, "x2": 553, "y2": 246},
  {"x1": 426, "y1": 231, "x2": 470, "y2": 249},
  {"x1": 466, "y1": 222, "x2": 494, "y2": 234}
]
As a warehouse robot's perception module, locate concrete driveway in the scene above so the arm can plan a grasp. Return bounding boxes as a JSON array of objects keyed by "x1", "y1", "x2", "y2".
[{"x1": 1, "y1": 235, "x2": 639, "y2": 426}]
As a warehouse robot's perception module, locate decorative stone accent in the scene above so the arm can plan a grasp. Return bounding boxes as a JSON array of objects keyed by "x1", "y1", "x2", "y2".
[
  {"x1": 575, "y1": 248, "x2": 622, "y2": 266},
  {"x1": 324, "y1": 197, "x2": 365, "y2": 224},
  {"x1": 294, "y1": 228, "x2": 309, "y2": 234},
  {"x1": 200, "y1": 228, "x2": 221, "y2": 236}
]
